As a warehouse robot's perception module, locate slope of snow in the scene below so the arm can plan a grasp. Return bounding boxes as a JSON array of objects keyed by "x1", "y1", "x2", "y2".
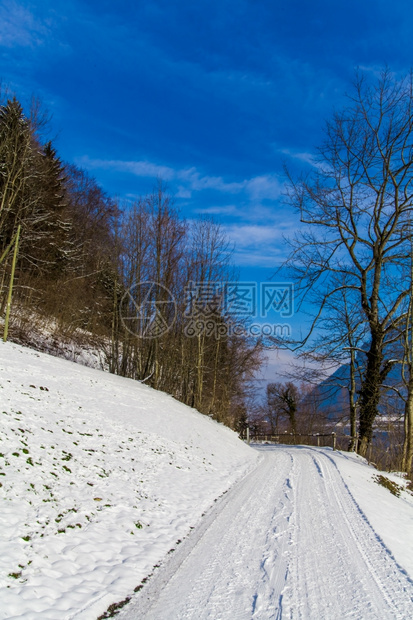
[
  {"x1": 0, "y1": 341, "x2": 258, "y2": 620},
  {"x1": 2, "y1": 340, "x2": 413, "y2": 620},
  {"x1": 2, "y1": 311, "x2": 109, "y2": 371},
  {"x1": 328, "y1": 447, "x2": 413, "y2": 578}
]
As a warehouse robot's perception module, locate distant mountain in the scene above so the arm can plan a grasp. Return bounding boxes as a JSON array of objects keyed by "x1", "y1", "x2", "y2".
[{"x1": 314, "y1": 353, "x2": 405, "y2": 426}]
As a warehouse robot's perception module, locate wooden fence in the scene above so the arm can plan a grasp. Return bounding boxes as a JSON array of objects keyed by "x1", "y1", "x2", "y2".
[{"x1": 242, "y1": 430, "x2": 360, "y2": 452}]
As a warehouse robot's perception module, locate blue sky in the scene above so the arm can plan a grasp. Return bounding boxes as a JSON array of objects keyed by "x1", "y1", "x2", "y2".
[{"x1": 1, "y1": 0, "x2": 413, "y2": 380}]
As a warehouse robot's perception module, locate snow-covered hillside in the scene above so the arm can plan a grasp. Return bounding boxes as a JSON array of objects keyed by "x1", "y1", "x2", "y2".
[
  {"x1": 0, "y1": 341, "x2": 258, "y2": 620},
  {"x1": 2, "y1": 341, "x2": 413, "y2": 620}
]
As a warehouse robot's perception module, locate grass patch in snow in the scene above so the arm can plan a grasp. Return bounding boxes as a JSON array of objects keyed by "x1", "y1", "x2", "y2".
[
  {"x1": 96, "y1": 596, "x2": 132, "y2": 619},
  {"x1": 373, "y1": 474, "x2": 403, "y2": 497}
]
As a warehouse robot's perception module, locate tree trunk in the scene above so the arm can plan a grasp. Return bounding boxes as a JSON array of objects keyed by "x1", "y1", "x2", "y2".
[
  {"x1": 358, "y1": 330, "x2": 383, "y2": 456},
  {"x1": 402, "y1": 372, "x2": 413, "y2": 474},
  {"x1": 348, "y1": 349, "x2": 358, "y2": 451}
]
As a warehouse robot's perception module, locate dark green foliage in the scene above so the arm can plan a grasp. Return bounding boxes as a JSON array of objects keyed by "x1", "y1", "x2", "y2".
[{"x1": 0, "y1": 98, "x2": 34, "y2": 254}]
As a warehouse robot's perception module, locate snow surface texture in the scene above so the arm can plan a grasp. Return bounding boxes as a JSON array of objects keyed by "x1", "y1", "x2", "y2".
[
  {"x1": 1, "y1": 342, "x2": 413, "y2": 619},
  {"x1": 0, "y1": 341, "x2": 257, "y2": 619},
  {"x1": 121, "y1": 445, "x2": 413, "y2": 620}
]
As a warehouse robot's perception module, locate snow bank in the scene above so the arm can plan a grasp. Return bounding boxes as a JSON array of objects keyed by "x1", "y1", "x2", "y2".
[
  {"x1": 0, "y1": 341, "x2": 258, "y2": 620},
  {"x1": 328, "y1": 448, "x2": 413, "y2": 579}
]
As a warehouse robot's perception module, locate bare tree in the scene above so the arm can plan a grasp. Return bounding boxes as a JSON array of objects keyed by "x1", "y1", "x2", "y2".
[
  {"x1": 267, "y1": 382, "x2": 298, "y2": 434},
  {"x1": 293, "y1": 286, "x2": 367, "y2": 449},
  {"x1": 399, "y1": 236, "x2": 413, "y2": 473},
  {"x1": 286, "y1": 69, "x2": 413, "y2": 456},
  {"x1": 183, "y1": 216, "x2": 234, "y2": 413}
]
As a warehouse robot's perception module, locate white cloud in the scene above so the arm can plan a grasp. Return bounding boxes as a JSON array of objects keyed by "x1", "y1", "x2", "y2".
[
  {"x1": 78, "y1": 156, "x2": 176, "y2": 180},
  {"x1": 258, "y1": 348, "x2": 298, "y2": 384},
  {"x1": 175, "y1": 186, "x2": 192, "y2": 199},
  {"x1": 220, "y1": 223, "x2": 291, "y2": 266},
  {"x1": 177, "y1": 167, "x2": 245, "y2": 194},
  {"x1": 244, "y1": 174, "x2": 283, "y2": 200},
  {"x1": 0, "y1": 0, "x2": 49, "y2": 48},
  {"x1": 223, "y1": 224, "x2": 280, "y2": 247},
  {"x1": 79, "y1": 155, "x2": 284, "y2": 203},
  {"x1": 78, "y1": 156, "x2": 301, "y2": 268},
  {"x1": 279, "y1": 148, "x2": 321, "y2": 169},
  {"x1": 194, "y1": 205, "x2": 238, "y2": 216}
]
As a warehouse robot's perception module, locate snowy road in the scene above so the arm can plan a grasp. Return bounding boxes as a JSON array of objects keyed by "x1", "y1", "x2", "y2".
[{"x1": 120, "y1": 445, "x2": 413, "y2": 620}]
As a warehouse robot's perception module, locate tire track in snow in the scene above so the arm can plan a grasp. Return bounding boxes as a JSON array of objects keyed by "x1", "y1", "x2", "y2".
[
  {"x1": 282, "y1": 447, "x2": 413, "y2": 619},
  {"x1": 315, "y1": 449, "x2": 413, "y2": 618},
  {"x1": 121, "y1": 449, "x2": 295, "y2": 619},
  {"x1": 120, "y1": 446, "x2": 413, "y2": 620}
]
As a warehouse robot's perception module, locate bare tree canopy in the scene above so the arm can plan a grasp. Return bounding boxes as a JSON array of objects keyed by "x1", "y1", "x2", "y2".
[{"x1": 285, "y1": 69, "x2": 413, "y2": 457}]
